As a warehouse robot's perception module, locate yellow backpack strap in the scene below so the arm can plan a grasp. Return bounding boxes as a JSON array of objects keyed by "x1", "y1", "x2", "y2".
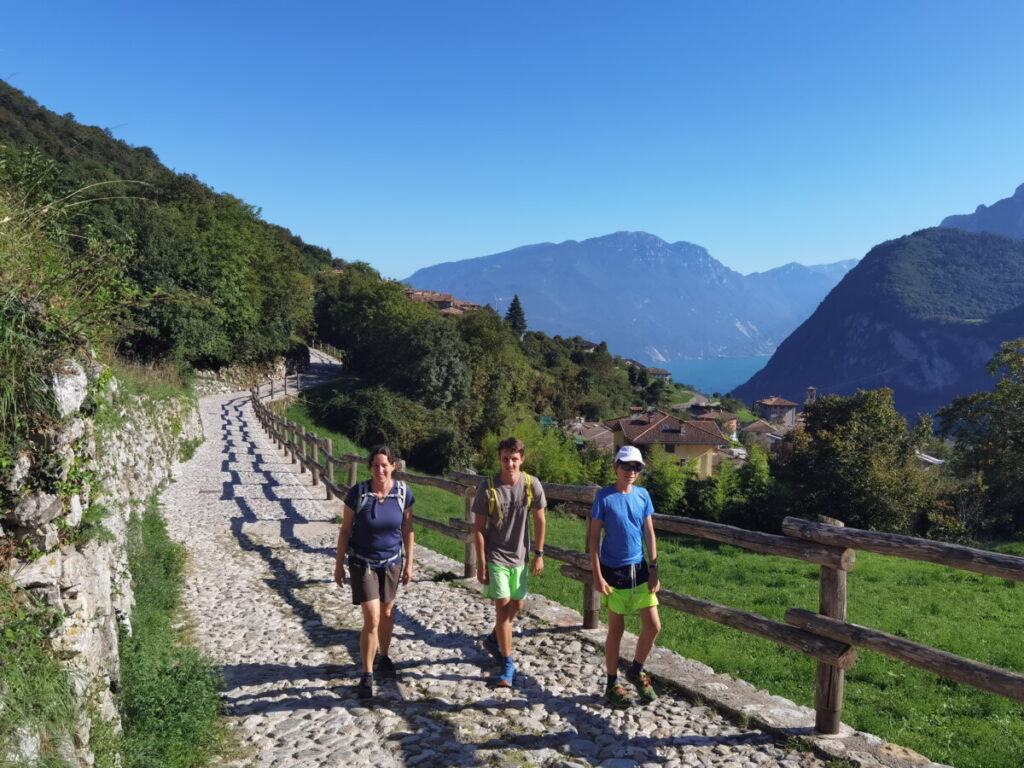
[
  {"x1": 486, "y1": 475, "x2": 503, "y2": 525},
  {"x1": 522, "y1": 472, "x2": 533, "y2": 512}
]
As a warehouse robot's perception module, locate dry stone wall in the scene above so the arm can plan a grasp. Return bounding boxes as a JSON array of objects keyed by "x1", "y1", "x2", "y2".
[{"x1": 2, "y1": 357, "x2": 203, "y2": 767}]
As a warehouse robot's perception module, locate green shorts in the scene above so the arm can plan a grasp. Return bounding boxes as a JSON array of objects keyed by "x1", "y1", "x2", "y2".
[
  {"x1": 482, "y1": 562, "x2": 527, "y2": 601},
  {"x1": 602, "y1": 581, "x2": 659, "y2": 616}
]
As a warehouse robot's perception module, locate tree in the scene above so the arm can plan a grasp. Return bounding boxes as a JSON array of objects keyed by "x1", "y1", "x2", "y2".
[
  {"x1": 504, "y1": 294, "x2": 527, "y2": 336},
  {"x1": 938, "y1": 338, "x2": 1024, "y2": 535},
  {"x1": 772, "y1": 388, "x2": 937, "y2": 533},
  {"x1": 739, "y1": 445, "x2": 773, "y2": 500},
  {"x1": 640, "y1": 447, "x2": 694, "y2": 514}
]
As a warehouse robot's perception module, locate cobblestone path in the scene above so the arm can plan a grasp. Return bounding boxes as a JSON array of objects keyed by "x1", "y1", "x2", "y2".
[{"x1": 159, "y1": 367, "x2": 834, "y2": 768}]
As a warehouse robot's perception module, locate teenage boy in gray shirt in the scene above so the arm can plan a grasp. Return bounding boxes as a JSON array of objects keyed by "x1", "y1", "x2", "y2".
[{"x1": 473, "y1": 436, "x2": 547, "y2": 686}]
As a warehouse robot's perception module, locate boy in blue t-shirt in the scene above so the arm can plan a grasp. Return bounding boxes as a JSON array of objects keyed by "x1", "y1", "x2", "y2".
[{"x1": 588, "y1": 445, "x2": 662, "y2": 708}]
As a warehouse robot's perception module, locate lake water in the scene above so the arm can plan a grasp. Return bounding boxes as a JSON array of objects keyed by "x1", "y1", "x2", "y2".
[{"x1": 661, "y1": 356, "x2": 770, "y2": 395}]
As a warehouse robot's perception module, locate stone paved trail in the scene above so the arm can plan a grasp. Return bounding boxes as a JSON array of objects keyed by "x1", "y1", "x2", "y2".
[{"x1": 160, "y1": 362, "x2": 833, "y2": 768}]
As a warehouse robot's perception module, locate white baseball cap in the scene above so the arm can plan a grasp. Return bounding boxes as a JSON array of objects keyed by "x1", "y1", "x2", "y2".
[{"x1": 615, "y1": 445, "x2": 645, "y2": 466}]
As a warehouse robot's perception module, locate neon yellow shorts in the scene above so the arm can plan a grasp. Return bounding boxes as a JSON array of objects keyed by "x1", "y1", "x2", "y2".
[
  {"x1": 602, "y1": 581, "x2": 659, "y2": 615},
  {"x1": 482, "y1": 562, "x2": 527, "y2": 601}
]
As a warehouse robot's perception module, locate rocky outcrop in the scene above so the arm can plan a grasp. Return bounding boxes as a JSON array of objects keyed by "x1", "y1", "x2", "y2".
[{"x1": 3, "y1": 358, "x2": 202, "y2": 767}]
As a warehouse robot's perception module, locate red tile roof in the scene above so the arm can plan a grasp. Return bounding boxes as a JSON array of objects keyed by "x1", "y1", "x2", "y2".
[
  {"x1": 742, "y1": 419, "x2": 783, "y2": 435},
  {"x1": 756, "y1": 396, "x2": 798, "y2": 407},
  {"x1": 605, "y1": 410, "x2": 725, "y2": 446}
]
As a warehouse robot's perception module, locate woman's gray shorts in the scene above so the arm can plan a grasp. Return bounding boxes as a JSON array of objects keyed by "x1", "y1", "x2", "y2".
[{"x1": 349, "y1": 561, "x2": 401, "y2": 605}]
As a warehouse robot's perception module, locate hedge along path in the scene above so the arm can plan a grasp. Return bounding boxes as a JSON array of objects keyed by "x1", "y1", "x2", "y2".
[{"x1": 156, "y1": 360, "x2": 927, "y2": 768}]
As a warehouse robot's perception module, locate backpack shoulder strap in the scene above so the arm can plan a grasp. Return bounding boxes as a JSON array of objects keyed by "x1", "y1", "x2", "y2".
[
  {"x1": 486, "y1": 475, "x2": 502, "y2": 524},
  {"x1": 522, "y1": 472, "x2": 534, "y2": 512},
  {"x1": 355, "y1": 480, "x2": 372, "y2": 516},
  {"x1": 395, "y1": 480, "x2": 407, "y2": 510}
]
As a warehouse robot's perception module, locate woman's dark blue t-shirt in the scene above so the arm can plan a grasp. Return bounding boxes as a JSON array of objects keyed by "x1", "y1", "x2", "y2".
[{"x1": 344, "y1": 482, "x2": 415, "y2": 562}]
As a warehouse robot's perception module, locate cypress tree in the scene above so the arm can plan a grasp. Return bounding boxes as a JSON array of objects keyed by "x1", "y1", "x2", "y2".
[{"x1": 505, "y1": 294, "x2": 527, "y2": 335}]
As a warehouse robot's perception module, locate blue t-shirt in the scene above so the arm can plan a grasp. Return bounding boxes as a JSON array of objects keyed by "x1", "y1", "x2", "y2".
[
  {"x1": 344, "y1": 481, "x2": 415, "y2": 562},
  {"x1": 590, "y1": 485, "x2": 653, "y2": 568}
]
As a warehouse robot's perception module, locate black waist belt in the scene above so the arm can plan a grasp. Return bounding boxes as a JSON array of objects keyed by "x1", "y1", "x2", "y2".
[{"x1": 600, "y1": 560, "x2": 649, "y2": 590}]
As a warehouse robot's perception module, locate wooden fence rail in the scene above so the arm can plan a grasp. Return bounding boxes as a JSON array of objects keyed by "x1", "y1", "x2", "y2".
[{"x1": 248, "y1": 388, "x2": 1024, "y2": 734}]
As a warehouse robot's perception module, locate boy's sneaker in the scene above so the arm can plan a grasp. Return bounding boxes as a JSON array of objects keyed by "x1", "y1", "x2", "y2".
[
  {"x1": 374, "y1": 654, "x2": 397, "y2": 678},
  {"x1": 482, "y1": 631, "x2": 501, "y2": 661},
  {"x1": 604, "y1": 682, "x2": 632, "y2": 709},
  {"x1": 356, "y1": 673, "x2": 374, "y2": 699},
  {"x1": 626, "y1": 668, "x2": 657, "y2": 703},
  {"x1": 495, "y1": 658, "x2": 515, "y2": 687}
]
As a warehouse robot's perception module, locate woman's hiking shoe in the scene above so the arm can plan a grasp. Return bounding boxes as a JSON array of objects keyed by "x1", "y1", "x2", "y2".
[
  {"x1": 495, "y1": 658, "x2": 516, "y2": 687},
  {"x1": 482, "y1": 631, "x2": 501, "y2": 661},
  {"x1": 604, "y1": 683, "x2": 632, "y2": 708},
  {"x1": 356, "y1": 673, "x2": 374, "y2": 699},
  {"x1": 626, "y1": 668, "x2": 657, "y2": 703},
  {"x1": 375, "y1": 654, "x2": 397, "y2": 678}
]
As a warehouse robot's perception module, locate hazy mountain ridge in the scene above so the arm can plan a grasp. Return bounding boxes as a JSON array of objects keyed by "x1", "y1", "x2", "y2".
[
  {"x1": 406, "y1": 231, "x2": 853, "y2": 362},
  {"x1": 733, "y1": 226, "x2": 1024, "y2": 415},
  {"x1": 941, "y1": 183, "x2": 1024, "y2": 240}
]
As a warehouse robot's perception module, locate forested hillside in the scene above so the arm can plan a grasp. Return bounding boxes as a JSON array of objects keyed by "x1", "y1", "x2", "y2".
[
  {"x1": 734, "y1": 227, "x2": 1024, "y2": 416},
  {"x1": 312, "y1": 264, "x2": 654, "y2": 477},
  {"x1": 0, "y1": 79, "x2": 329, "y2": 370}
]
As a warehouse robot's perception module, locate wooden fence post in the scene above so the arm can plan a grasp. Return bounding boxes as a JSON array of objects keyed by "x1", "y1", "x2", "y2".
[
  {"x1": 309, "y1": 435, "x2": 319, "y2": 486},
  {"x1": 347, "y1": 458, "x2": 358, "y2": 489},
  {"x1": 815, "y1": 515, "x2": 848, "y2": 735},
  {"x1": 324, "y1": 439, "x2": 334, "y2": 499},
  {"x1": 582, "y1": 504, "x2": 600, "y2": 629},
  {"x1": 464, "y1": 487, "x2": 477, "y2": 579}
]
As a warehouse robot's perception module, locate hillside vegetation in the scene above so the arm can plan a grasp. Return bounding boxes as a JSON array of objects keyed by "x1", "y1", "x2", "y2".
[
  {"x1": 734, "y1": 227, "x2": 1024, "y2": 416},
  {"x1": 311, "y1": 263, "x2": 663, "y2": 476},
  {"x1": 0, "y1": 80, "x2": 327, "y2": 372}
]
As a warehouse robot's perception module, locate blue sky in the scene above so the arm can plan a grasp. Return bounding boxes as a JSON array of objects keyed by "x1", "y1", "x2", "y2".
[{"x1": 4, "y1": 1, "x2": 1023, "y2": 279}]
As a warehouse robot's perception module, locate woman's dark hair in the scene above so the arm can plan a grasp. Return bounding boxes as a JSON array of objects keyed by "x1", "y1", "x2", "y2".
[{"x1": 368, "y1": 445, "x2": 399, "y2": 464}]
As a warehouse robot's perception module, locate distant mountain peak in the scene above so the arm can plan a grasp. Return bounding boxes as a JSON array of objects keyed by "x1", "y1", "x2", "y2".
[{"x1": 404, "y1": 232, "x2": 853, "y2": 363}]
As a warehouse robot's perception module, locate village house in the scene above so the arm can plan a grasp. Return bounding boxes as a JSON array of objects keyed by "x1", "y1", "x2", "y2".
[
  {"x1": 740, "y1": 419, "x2": 786, "y2": 452},
  {"x1": 403, "y1": 288, "x2": 481, "y2": 316},
  {"x1": 695, "y1": 410, "x2": 739, "y2": 441},
  {"x1": 647, "y1": 367, "x2": 672, "y2": 382},
  {"x1": 754, "y1": 396, "x2": 799, "y2": 427},
  {"x1": 566, "y1": 418, "x2": 616, "y2": 453},
  {"x1": 604, "y1": 409, "x2": 726, "y2": 479}
]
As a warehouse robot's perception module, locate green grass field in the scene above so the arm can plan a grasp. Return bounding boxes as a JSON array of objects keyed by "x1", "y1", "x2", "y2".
[{"x1": 284, "y1": 399, "x2": 1024, "y2": 768}]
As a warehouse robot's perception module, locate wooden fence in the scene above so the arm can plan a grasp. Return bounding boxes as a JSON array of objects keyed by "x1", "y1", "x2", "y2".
[{"x1": 248, "y1": 388, "x2": 1024, "y2": 734}]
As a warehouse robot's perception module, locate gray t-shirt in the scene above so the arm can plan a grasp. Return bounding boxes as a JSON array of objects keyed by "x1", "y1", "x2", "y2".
[{"x1": 472, "y1": 473, "x2": 547, "y2": 567}]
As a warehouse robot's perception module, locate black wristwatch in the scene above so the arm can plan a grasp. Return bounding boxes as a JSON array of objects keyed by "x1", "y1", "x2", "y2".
[
  {"x1": 534, "y1": 550, "x2": 544, "y2": 556},
  {"x1": 649, "y1": 560, "x2": 658, "y2": 569}
]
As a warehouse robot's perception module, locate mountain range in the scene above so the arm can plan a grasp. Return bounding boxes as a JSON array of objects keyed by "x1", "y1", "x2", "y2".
[
  {"x1": 734, "y1": 185, "x2": 1024, "y2": 416},
  {"x1": 406, "y1": 232, "x2": 855, "y2": 363}
]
